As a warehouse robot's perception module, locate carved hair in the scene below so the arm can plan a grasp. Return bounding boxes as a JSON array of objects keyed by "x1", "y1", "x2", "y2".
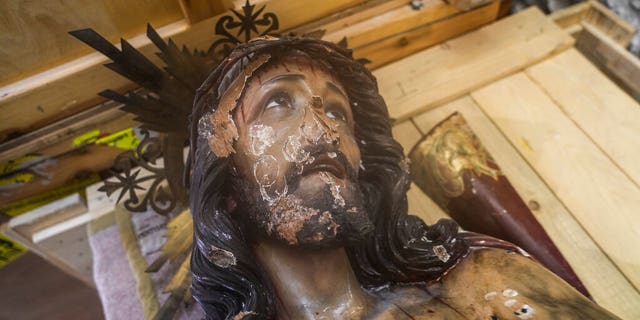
[{"x1": 188, "y1": 37, "x2": 469, "y2": 319}]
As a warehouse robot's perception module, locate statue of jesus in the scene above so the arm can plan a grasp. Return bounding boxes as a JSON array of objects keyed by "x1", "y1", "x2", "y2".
[{"x1": 187, "y1": 36, "x2": 618, "y2": 320}]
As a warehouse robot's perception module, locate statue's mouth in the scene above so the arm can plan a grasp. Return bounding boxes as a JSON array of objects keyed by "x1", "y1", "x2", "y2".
[{"x1": 301, "y1": 153, "x2": 346, "y2": 179}]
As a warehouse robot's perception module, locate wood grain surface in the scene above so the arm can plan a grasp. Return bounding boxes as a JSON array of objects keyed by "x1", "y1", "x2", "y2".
[
  {"x1": 375, "y1": 6, "x2": 573, "y2": 122},
  {"x1": 472, "y1": 73, "x2": 640, "y2": 301}
]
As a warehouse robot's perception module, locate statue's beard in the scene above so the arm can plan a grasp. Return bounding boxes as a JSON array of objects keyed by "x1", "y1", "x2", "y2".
[{"x1": 231, "y1": 159, "x2": 373, "y2": 248}]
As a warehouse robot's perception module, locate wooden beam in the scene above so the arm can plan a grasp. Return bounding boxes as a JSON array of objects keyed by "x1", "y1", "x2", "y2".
[
  {"x1": 0, "y1": 100, "x2": 137, "y2": 164},
  {"x1": 412, "y1": 96, "x2": 640, "y2": 319},
  {"x1": 550, "y1": 0, "x2": 636, "y2": 47},
  {"x1": 0, "y1": 0, "x2": 368, "y2": 142},
  {"x1": 291, "y1": 0, "x2": 408, "y2": 36},
  {"x1": 373, "y1": 6, "x2": 573, "y2": 122},
  {"x1": 0, "y1": 0, "x2": 184, "y2": 86},
  {"x1": 322, "y1": 0, "x2": 459, "y2": 48},
  {"x1": 0, "y1": 145, "x2": 122, "y2": 205},
  {"x1": 574, "y1": 22, "x2": 640, "y2": 102},
  {"x1": 527, "y1": 48, "x2": 640, "y2": 186},
  {"x1": 355, "y1": 0, "x2": 500, "y2": 69},
  {"x1": 472, "y1": 72, "x2": 640, "y2": 294},
  {"x1": 445, "y1": 0, "x2": 493, "y2": 11},
  {"x1": 178, "y1": 0, "x2": 235, "y2": 24}
]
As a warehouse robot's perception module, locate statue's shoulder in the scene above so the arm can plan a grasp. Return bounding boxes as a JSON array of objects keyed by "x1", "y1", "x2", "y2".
[{"x1": 368, "y1": 248, "x2": 619, "y2": 319}]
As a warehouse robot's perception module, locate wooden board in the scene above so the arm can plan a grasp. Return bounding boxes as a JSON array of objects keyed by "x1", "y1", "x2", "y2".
[
  {"x1": 550, "y1": 0, "x2": 636, "y2": 47},
  {"x1": 574, "y1": 22, "x2": 640, "y2": 102},
  {"x1": 354, "y1": 0, "x2": 500, "y2": 69},
  {"x1": 0, "y1": 0, "x2": 184, "y2": 86},
  {"x1": 527, "y1": 48, "x2": 640, "y2": 187},
  {"x1": 412, "y1": 96, "x2": 640, "y2": 319},
  {"x1": 0, "y1": 145, "x2": 121, "y2": 205},
  {"x1": 322, "y1": 0, "x2": 459, "y2": 48},
  {"x1": 0, "y1": 0, "x2": 368, "y2": 142},
  {"x1": 373, "y1": 6, "x2": 573, "y2": 122},
  {"x1": 471, "y1": 73, "x2": 640, "y2": 294},
  {"x1": 0, "y1": 101, "x2": 137, "y2": 164}
]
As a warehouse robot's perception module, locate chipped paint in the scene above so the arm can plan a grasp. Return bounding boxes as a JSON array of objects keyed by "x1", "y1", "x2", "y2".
[
  {"x1": 515, "y1": 304, "x2": 535, "y2": 319},
  {"x1": 268, "y1": 195, "x2": 320, "y2": 245},
  {"x1": 249, "y1": 124, "x2": 275, "y2": 156},
  {"x1": 207, "y1": 245, "x2": 237, "y2": 268},
  {"x1": 484, "y1": 291, "x2": 497, "y2": 301},
  {"x1": 504, "y1": 299, "x2": 517, "y2": 307},
  {"x1": 319, "y1": 171, "x2": 345, "y2": 207},
  {"x1": 207, "y1": 54, "x2": 271, "y2": 157},
  {"x1": 433, "y1": 245, "x2": 450, "y2": 262},
  {"x1": 253, "y1": 155, "x2": 286, "y2": 202},
  {"x1": 503, "y1": 288, "x2": 518, "y2": 297}
]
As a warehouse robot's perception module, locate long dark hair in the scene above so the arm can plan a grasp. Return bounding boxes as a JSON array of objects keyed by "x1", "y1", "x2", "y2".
[{"x1": 188, "y1": 37, "x2": 469, "y2": 319}]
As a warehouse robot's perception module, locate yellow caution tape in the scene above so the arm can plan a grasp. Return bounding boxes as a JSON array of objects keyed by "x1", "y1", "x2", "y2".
[
  {"x1": 0, "y1": 154, "x2": 41, "y2": 175},
  {"x1": 73, "y1": 129, "x2": 101, "y2": 146},
  {"x1": 96, "y1": 127, "x2": 140, "y2": 150},
  {"x1": 0, "y1": 172, "x2": 35, "y2": 187},
  {"x1": 0, "y1": 234, "x2": 27, "y2": 268},
  {"x1": 73, "y1": 127, "x2": 139, "y2": 150}
]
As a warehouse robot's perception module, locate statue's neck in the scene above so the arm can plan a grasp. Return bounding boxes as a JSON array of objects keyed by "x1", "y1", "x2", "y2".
[{"x1": 253, "y1": 241, "x2": 373, "y2": 319}]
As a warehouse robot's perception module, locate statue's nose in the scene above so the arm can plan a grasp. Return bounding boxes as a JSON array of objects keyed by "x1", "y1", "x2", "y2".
[{"x1": 300, "y1": 96, "x2": 339, "y2": 145}]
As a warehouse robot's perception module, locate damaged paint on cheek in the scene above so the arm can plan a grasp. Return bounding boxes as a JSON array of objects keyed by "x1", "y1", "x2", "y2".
[
  {"x1": 253, "y1": 155, "x2": 287, "y2": 203},
  {"x1": 206, "y1": 54, "x2": 271, "y2": 158},
  {"x1": 249, "y1": 124, "x2": 275, "y2": 156},
  {"x1": 319, "y1": 171, "x2": 345, "y2": 208}
]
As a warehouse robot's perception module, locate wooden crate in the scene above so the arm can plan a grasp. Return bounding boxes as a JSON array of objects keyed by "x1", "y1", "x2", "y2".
[{"x1": 549, "y1": 0, "x2": 636, "y2": 46}]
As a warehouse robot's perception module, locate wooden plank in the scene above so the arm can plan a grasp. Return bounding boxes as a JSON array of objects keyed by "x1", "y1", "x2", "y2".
[
  {"x1": 412, "y1": 96, "x2": 640, "y2": 319},
  {"x1": 584, "y1": 0, "x2": 636, "y2": 47},
  {"x1": 527, "y1": 48, "x2": 640, "y2": 186},
  {"x1": 549, "y1": 1, "x2": 591, "y2": 29},
  {"x1": 446, "y1": 0, "x2": 493, "y2": 11},
  {"x1": 392, "y1": 120, "x2": 450, "y2": 224},
  {"x1": 0, "y1": 0, "x2": 184, "y2": 86},
  {"x1": 0, "y1": 101, "x2": 137, "y2": 164},
  {"x1": 354, "y1": 0, "x2": 500, "y2": 69},
  {"x1": 0, "y1": 223, "x2": 93, "y2": 286},
  {"x1": 574, "y1": 22, "x2": 640, "y2": 102},
  {"x1": 0, "y1": 145, "x2": 122, "y2": 205},
  {"x1": 471, "y1": 73, "x2": 640, "y2": 294},
  {"x1": 322, "y1": 0, "x2": 459, "y2": 48},
  {"x1": 291, "y1": 0, "x2": 408, "y2": 36},
  {"x1": 373, "y1": 6, "x2": 573, "y2": 122},
  {"x1": 178, "y1": 0, "x2": 235, "y2": 24},
  {"x1": 0, "y1": 0, "x2": 367, "y2": 142},
  {"x1": 550, "y1": 0, "x2": 636, "y2": 47}
]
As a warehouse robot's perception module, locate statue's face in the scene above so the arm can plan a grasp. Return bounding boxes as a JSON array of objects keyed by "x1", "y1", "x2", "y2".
[{"x1": 230, "y1": 57, "x2": 372, "y2": 247}]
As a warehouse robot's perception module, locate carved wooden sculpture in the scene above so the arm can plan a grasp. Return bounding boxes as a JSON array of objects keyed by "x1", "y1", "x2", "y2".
[
  {"x1": 73, "y1": 1, "x2": 620, "y2": 319},
  {"x1": 408, "y1": 113, "x2": 590, "y2": 297}
]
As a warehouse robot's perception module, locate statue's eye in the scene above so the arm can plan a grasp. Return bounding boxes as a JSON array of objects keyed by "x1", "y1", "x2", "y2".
[
  {"x1": 326, "y1": 109, "x2": 347, "y2": 122},
  {"x1": 265, "y1": 92, "x2": 293, "y2": 109}
]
